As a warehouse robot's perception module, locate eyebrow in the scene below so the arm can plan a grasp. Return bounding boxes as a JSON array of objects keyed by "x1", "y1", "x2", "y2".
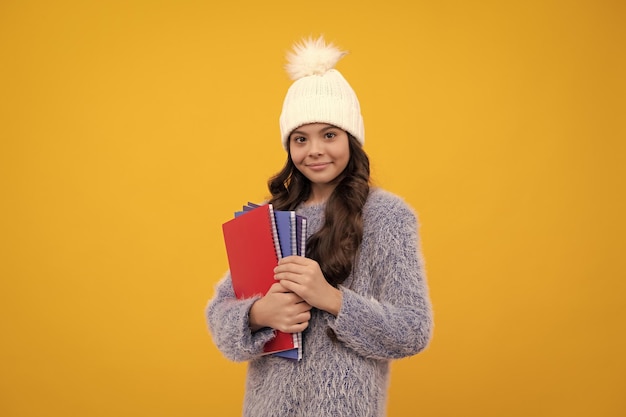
[{"x1": 290, "y1": 125, "x2": 338, "y2": 136}]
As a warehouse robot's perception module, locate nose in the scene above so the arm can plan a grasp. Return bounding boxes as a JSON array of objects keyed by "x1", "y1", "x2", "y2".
[{"x1": 308, "y1": 138, "x2": 323, "y2": 156}]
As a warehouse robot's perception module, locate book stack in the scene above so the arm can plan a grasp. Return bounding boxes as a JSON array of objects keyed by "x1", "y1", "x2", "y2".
[{"x1": 222, "y1": 202, "x2": 307, "y2": 360}]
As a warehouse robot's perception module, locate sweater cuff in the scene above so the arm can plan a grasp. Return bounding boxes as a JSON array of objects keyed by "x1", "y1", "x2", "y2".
[
  {"x1": 332, "y1": 286, "x2": 356, "y2": 331},
  {"x1": 241, "y1": 297, "x2": 277, "y2": 355}
]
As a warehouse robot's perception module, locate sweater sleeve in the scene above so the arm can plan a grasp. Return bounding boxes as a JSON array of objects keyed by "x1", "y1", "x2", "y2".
[
  {"x1": 205, "y1": 273, "x2": 276, "y2": 362},
  {"x1": 329, "y1": 196, "x2": 433, "y2": 360}
]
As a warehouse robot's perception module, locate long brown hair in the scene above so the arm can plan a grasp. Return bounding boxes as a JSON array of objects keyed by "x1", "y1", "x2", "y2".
[{"x1": 268, "y1": 134, "x2": 370, "y2": 286}]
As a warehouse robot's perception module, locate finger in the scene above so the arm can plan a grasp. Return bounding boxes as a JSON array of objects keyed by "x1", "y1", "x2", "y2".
[
  {"x1": 274, "y1": 266, "x2": 304, "y2": 285},
  {"x1": 274, "y1": 271, "x2": 300, "y2": 285},
  {"x1": 282, "y1": 292, "x2": 305, "y2": 304},
  {"x1": 296, "y1": 310, "x2": 311, "y2": 322},
  {"x1": 274, "y1": 262, "x2": 305, "y2": 275},
  {"x1": 285, "y1": 313, "x2": 310, "y2": 329},
  {"x1": 278, "y1": 255, "x2": 309, "y2": 266},
  {"x1": 291, "y1": 321, "x2": 309, "y2": 333},
  {"x1": 275, "y1": 277, "x2": 302, "y2": 294},
  {"x1": 295, "y1": 300, "x2": 312, "y2": 309},
  {"x1": 267, "y1": 282, "x2": 291, "y2": 294},
  {"x1": 276, "y1": 320, "x2": 309, "y2": 334}
]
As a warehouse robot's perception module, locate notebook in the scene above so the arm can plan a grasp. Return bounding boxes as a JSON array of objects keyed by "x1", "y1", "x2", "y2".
[
  {"x1": 272, "y1": 210, "x2": 301, "y2": 360},
  {"x1": 222, "y1": 204, "x2": 295, "y2": 355},
  {"x1": 226, "y1": 202, "x2": 307, "y2": 360}
]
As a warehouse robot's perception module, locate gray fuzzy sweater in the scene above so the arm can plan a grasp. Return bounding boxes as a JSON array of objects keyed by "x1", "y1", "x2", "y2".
[{"x1": 206, "y1": 188, "x2": 433, "y2": 417}]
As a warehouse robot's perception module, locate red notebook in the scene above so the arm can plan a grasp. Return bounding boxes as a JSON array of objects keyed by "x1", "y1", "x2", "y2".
[{"x1": 222, "y1": 204, "x2": 296, "y2": 355}]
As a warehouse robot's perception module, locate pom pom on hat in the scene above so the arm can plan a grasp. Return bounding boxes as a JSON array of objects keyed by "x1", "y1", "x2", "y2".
[
  {"x1": 279, "y1": 36, "x2": 364, "y2": 150},
  {"x1": 285, "y1": 36, "x2": 347, "y2": 80}
]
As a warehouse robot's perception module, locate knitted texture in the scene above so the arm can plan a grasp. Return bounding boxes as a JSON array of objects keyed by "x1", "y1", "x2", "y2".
[
  {"x1": 206, "y1": 188, "x2": 433, "y2": 417},
  {"x1": 279, "y1": 37, "x2": 365, "y2": 150}
]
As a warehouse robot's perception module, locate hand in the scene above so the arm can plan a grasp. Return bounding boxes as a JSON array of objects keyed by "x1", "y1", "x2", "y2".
[
  {"x1": 249, "y1": 282, "x2": 312, "y2": 333},
  {"x1": 274, "y1": 256, "x2": 343, "y2": 316}
]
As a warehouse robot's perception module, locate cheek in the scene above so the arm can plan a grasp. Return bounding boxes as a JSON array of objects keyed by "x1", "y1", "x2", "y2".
[
  {"x1": 335, "y1": 144, "x2": 351, "y2": 165},
  {"x1": 290, "y1": 149, "x2": 306, "y2": 165}
]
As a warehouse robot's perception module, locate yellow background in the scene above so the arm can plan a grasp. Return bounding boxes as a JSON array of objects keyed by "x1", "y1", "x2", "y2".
[{"x1": 1, "y1": 0, "x2": 624, "y2": 416}]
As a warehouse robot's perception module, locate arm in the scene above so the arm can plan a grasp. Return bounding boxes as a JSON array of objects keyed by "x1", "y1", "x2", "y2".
[
  {"x1": 206, "y1": 274, "x2": 312, "y2": 362},
  {"x1": 329, "y1": 200, "x2": 433, "y2": 360},
  {"x1": 205, "y1": 273, "x2": 276, "y2": 362}
]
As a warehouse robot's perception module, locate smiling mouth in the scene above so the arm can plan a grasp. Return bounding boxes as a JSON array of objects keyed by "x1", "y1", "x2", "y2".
[{"x1": 306, "y1": 162, "x2": 330, "y2": 169}]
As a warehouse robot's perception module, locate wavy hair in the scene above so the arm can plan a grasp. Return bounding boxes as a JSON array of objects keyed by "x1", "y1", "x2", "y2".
[{"x1": 267, "y1": 134, "x2": 370, "y2": 286}]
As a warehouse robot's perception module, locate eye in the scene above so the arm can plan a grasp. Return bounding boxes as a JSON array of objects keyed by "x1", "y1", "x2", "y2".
[
  {"x1": 291, "y1": 136, "x2": 306, "y2": 144},
  {"x1": 324, "y1": 132, "x2": 337, "y2": 139}
]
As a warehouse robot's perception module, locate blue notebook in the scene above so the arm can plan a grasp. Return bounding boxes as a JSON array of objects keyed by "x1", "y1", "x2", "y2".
[{"x1": 274, "y1": 211, "x2": 297, "y2": 258}]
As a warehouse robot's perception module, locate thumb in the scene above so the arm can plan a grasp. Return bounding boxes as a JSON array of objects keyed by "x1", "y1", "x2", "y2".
[{"x1": 267, "y1": 282, "x2": 289, "y2": 294}]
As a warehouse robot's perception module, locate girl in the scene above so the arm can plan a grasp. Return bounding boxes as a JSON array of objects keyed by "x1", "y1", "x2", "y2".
[{"x1": 207, "y1": 36, "x2": 433, "y2": 417}]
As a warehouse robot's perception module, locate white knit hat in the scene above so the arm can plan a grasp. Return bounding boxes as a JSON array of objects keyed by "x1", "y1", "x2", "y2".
[{"x1": 279, "y1": 36, "x2": 365, "y2": 150}]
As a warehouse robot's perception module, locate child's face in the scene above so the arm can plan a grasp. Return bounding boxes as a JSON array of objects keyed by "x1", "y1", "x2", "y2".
[{"x1": 288, "y1": 123, "x2": 350, "y2": 192}]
